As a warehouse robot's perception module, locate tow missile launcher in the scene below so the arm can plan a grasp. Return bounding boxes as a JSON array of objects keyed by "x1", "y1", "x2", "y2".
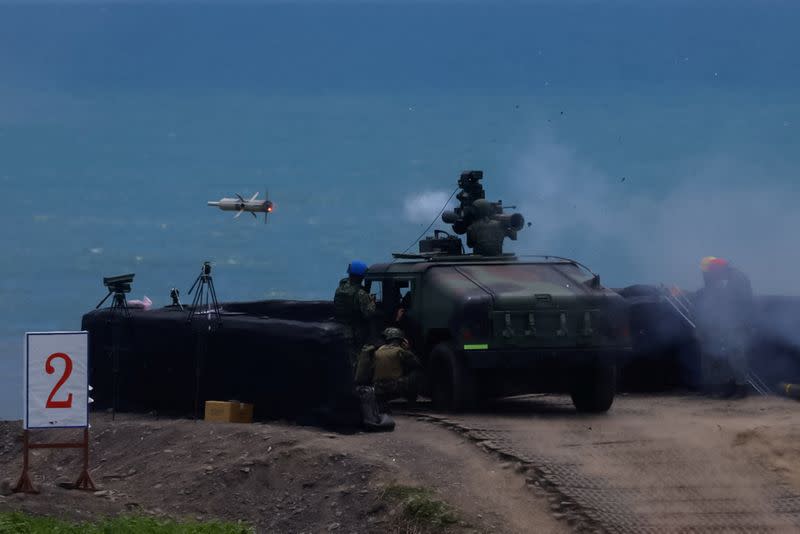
[{"x1": 428, "y1": 170, "x2": 526, "y2": 256}]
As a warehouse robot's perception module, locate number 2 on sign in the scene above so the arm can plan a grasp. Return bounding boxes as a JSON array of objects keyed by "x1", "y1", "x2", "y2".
[{"x1": 45, "y1": 352, "x2": 73, "y2": 409}]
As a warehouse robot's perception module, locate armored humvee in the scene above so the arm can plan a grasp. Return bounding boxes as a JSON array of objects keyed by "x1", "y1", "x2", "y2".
[{"x1": 365, "y1": 171, "x2": 631, "y2": 412}]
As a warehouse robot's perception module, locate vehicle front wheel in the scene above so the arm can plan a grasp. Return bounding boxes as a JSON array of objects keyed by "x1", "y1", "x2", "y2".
[
  {"x1": 570, "y1": 361, "x2": 616, "y2": 413},
  {"x1": 430, "y1": 342, "x2": 475, "y2": 412}
]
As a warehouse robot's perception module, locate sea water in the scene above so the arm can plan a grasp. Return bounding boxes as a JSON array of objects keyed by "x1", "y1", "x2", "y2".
[{"x1": 1, "y1": 1, "x2": 799, "y2": 420}]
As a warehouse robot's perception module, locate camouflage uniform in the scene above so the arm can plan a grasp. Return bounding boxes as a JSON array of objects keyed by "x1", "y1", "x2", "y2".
[
  {"x1": 372, "y1": 343, "x2": 421, "y2": 403},
  {"x1": 334, "y1": 277, "x2": 376, "y2": 364},
  {"x1": 354, "y1": 344, "x2": 377, "y2": 386},
  {"x1": 467, "y1": 218, "x2": 506, "y2": 256}
]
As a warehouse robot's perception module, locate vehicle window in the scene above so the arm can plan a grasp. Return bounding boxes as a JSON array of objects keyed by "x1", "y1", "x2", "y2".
[
  {"x1": 399, "y1": 282, "x2": 414, "y2": 308},
  {"x1": 372, "y1": 281, "x2": 384, "y2": 304},
  {"x1": 459, "y1": 264, "x2": 584, "y2": 288},
  {"x1": 553, "y1": 264, "x2": 595, "y2": 284}
]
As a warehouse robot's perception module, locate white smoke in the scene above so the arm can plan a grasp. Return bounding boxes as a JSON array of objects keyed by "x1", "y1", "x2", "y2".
[
  {"x1": 404, "y1": 190, "x2": 455, "y2": 224},
  {"x1": 508, "y1": 133, "x2": 800, "y2": 295}
]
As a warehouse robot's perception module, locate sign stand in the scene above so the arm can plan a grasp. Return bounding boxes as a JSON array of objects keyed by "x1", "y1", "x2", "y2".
[
  {"x1": 74, "y1": 428, "x2": 96, "y2": 490},
  {"x1": 13, "y1": 428, "x2": 96, "y2": 494},
  {"x1": 16, "y1": 331, "x2": 94, "y2": 495},
  {"x1": 13, "y1": 431, "x2": 35, "y2": 494}
]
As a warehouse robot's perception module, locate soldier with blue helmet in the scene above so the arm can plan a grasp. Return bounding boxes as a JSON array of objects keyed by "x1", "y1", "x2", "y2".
[{"x1": 334, "y1": 260, "x2": 376, "y2": 365}]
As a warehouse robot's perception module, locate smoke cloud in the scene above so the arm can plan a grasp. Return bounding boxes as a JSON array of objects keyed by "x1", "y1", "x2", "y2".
[
  {"x1": 507, "y1": 133, "x2": 800, "y2": 296},
  {"x1": 404, "y1": 190, "x2": 455, "y2": 224}
]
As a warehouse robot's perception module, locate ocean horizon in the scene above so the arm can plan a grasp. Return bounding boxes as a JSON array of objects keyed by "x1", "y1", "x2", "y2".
[{"x1": 2, "y1": 0, "x2": 798, "y2": 420}]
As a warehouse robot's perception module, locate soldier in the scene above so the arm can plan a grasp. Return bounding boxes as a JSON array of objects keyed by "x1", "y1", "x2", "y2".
[
  {"x1": 334, "y1": 260, "x2": 376, "y2": 365},
  {"x1": 694, "y1": 256, "x2": 754, "y2": 398},
  {"x1": 466, "y1": 199, "x2": 506, "y2": 256},
  {"x1": 371, "y1": 327, "x2": 422, "y2": 406}
]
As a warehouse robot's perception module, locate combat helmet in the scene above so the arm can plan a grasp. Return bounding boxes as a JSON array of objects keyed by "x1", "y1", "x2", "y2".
[
  {"x1": 382, "y1": 327, "x2": 405, "y2": 342},
  {"x1": 347, "y1": 260, "x2": 368, "y2": 277}
]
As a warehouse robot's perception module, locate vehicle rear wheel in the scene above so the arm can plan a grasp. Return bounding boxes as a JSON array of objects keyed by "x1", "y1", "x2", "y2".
[
  {"x1": 570, "y1": 361, "x2": 616, "y2": 413},
  {"x1": 430, "y1": 342, "x2": 475, "y2": 412}
]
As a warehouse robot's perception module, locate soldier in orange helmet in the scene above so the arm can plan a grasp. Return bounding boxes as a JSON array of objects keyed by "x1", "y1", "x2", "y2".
[{"x1": 694, "y1": 256, "x2": 754, "y2": 398}]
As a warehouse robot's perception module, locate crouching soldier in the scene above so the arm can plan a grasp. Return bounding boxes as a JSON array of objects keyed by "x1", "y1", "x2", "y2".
[
  {"x1": 372, "y1": 327, "x2": 421, "y2": 407},
  {"x1": 353, "y1": 340, "x2": 399, "y2": 432}
]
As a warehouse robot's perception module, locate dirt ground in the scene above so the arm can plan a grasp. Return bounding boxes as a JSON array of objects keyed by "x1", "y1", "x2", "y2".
[
  {"x1": 0, "y1": 414, "x2": 563, "y2": 534},
  {"x1": 419, "y1": 393, "x2": 800, "y2": 532},
  {"x1": 2, "y1": 394, "x2": 800, "y2": 533}
]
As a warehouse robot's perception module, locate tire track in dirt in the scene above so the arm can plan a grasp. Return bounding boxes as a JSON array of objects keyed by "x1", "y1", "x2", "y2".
[{"x1": 412, "y1": 395, "x2": 800, "y2": 533}]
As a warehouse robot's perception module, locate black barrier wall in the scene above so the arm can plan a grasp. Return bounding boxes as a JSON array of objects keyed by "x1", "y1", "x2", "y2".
[{"x1": 81, "y1": 301, "x2": 359, "y2": 424}]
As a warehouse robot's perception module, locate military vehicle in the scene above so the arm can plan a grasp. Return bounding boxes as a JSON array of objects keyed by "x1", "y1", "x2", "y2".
[{"x1": 364, "y1": 170, "x2": 631, "y2": 412}]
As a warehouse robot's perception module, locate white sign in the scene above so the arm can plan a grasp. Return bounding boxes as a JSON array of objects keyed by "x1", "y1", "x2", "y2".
[{"x1": 24, "y1": 332, "x2": 89, "y2": 429}]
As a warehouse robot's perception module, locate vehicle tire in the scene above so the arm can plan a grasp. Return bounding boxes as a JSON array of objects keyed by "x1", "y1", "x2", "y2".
[
  {"x1": 430, "y1": 342, "x2": 476, "y2": 412},
  {"x1": 570, "y1": 361, "x2": 616, "y2": 413}
]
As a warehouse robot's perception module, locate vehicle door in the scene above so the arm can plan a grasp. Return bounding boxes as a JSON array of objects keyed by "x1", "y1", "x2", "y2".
[{"x1": 366, "y1": 277, "x2": 419, "y2": 346}]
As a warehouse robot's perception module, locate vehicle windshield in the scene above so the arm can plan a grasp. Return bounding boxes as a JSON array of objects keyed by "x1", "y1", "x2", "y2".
[{"x1": 459, "y1": 263, "x2": 594, "y2": 289}]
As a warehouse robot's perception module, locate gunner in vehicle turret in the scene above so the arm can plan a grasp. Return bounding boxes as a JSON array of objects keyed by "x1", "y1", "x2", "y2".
[
  {"x1": 439, "y1": 170, "x2": 525, "y2": 257},
  {"x1": 467, "y1": 198, "x2": 507, "y2": 256}
]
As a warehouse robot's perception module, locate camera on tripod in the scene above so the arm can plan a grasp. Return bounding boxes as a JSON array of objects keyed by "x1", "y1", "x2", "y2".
[
  {"x1": 96, "y1": 273, "x2": 136, "y2": 314},
  {"x1": 103, "y1": 273, "x2": 135, "y2": 295}
]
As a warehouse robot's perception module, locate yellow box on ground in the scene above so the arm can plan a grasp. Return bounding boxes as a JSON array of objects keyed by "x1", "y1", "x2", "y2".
[{"x1": 204, "y1": 401, "x2": 254, "y2": 423}]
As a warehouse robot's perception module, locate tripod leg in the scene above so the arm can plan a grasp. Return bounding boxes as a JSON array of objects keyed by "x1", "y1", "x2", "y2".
[
  {"x1": 188, "y1": 275, "x2": 201, "y2": 297},
  {"x1": 208, "y1": 279, "x2": 222, "y2": 324},
  {"x1": 96, "y1": 291, "x2": 113, "y2": 310},
  {"x1": 188, "y1": 280, "x2": 203, "y2": 322}
]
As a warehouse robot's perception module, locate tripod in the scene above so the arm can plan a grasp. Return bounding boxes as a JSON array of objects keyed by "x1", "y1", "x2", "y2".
[
  {"x1": 96, "y1": 283, "x2": 133, "y2": 421},
  {"x1": 95, "y1": 289, "x2": 130, "y2": 318},
  {"x1": 187, "y1": 262, "x2": 222, "y2": 326},
  {"x1": 186, "y1": 262, "x2": 222, "y2": 420}
]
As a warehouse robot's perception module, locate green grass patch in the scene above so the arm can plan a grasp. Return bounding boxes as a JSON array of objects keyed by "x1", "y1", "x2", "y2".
[
  {"x1": 0, "y1": 512, "x2": 252, "y2": 534},
  {"x1": 382, "y1": 484, "x2": 458, "y2": 529}
]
